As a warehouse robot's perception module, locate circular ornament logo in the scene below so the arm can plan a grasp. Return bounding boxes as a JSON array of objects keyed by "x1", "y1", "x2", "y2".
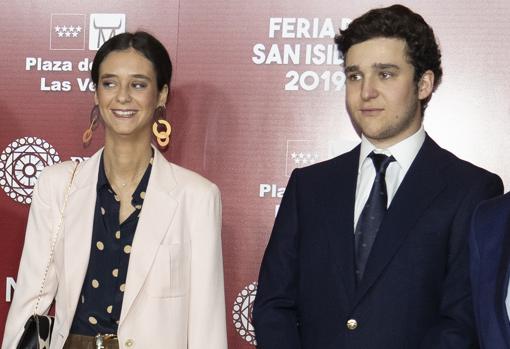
[
  {"x1": 232, "y1": 282, "x2": 257, "y2": 346},
  {"x1": 0, "y1": 137, "x2": 60, "y2": 204}
]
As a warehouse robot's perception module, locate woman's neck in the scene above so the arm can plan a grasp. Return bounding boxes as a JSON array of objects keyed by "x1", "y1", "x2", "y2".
[{"x1": 103, "y1": 137, "x2": 152, "y2": 189}]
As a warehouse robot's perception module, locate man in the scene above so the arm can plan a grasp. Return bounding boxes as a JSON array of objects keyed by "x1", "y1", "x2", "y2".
[
  {"x1": 470, "y1": 193, "x2": 510, "y2": 348},
  {"x1": 253, "y1": 4, "x2": 503, "y2": 349}
]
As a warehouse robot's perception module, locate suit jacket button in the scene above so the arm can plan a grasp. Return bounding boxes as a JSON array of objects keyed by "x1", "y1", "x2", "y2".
[
  {"x1": 125, "y1": 339, "x2": 134, "y2": 347},
  {"x1": 346, "y1": 319, "x2": 358, "y2": 330}
]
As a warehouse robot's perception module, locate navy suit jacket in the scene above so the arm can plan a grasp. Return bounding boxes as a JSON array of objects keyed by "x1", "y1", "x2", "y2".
[
  {"x1": 470, "y1": 193, "x2": 510, "y2": 349},
  {"x1": 253, "y1": 136, "x2": 503, "y2": 349}
]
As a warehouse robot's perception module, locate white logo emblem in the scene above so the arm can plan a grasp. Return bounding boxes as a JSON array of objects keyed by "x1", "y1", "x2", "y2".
[
  {"x1": 286, "y1": 140, "x2": 321, "y2": 176},
  {"x1": 232, "y1": 282, "x2": 257, "y2": 346},
  {"x1": 89, "y1": 14, "x2": 126, "y2": 50},
  {"x1": 0, "y1": 137, "x2": 60, "y2": 204},
  {"x1": 50, "y1": 14, "x2": 86, "y2": 50}
]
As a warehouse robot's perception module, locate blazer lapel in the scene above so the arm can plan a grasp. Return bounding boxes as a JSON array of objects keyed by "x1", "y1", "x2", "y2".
[
  {"x1": 119, "y1": 149, "x2": 178, "y2": 324},
  {"x1": 63, "y1": 150, "x2": 101, "y2": 316},
  {"x1": 496, "y1": 218, "x2": 510, "y2": 348},
  {"x1": 324, "y1": 147, "x2": 359, "y2": 302},
  {"x1": 354, "y1": 136, "x2": 447, "y2": 305}
]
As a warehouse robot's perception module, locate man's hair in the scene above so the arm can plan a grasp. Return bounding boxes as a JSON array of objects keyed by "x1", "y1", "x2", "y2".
[{"x1": 335, "y1": 4, "x2": 442, "y2": 114}]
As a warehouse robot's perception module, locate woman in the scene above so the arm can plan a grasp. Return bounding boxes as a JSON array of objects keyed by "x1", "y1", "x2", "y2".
[{"x1": 2, "y1": 32, "x2": 227, "y2": 349}]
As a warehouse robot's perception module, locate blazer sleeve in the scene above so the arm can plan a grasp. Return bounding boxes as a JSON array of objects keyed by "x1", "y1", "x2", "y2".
[
  {"x1": 1, "y1": 167, "x2": 61, "y2": 349},
  {"x1": 253, "y1": 170, "x2": 302, "y2": 349},
  {"x1": 187, "y1": 183, "x2": 228, "y2": 349},
  {"x1": 420, "y1": 173, "x2": 503, "y2": 349}
]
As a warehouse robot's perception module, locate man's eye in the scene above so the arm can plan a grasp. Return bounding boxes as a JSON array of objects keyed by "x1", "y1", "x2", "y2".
[
  {"x1": 132, "y1": 82, "x2": 147, "y2": 89},
  {"x1": 380, "y1": 71, "x2": 393, "y2": 79},
  {"x1": 347, "y1": 73, "x2": 362, "y2": 81}
]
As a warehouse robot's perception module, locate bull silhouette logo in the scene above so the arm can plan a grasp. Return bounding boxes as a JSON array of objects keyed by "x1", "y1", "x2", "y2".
[{"x1": 88, "y1": 14, "x2": 126, "y2": 50}]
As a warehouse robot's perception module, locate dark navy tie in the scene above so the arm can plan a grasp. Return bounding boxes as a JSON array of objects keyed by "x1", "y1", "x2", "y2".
[{"x1": 355, "y1": 152, "x2": 395, "y2": 281}]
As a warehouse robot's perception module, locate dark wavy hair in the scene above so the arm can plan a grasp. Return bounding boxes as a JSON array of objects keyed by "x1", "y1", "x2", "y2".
[
  {"x1": 335, "y1": 4, "x2": 442, "y2": 114},
  {"x1": 91, "y1": 31, "x2": 172, "y2": 92}
]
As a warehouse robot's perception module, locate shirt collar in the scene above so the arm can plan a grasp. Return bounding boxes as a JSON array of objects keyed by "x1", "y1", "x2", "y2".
[
  {"x1": 96, "y1": 151, "x2": 109, "y2": 191},
  {"x1": 358, "y1": 125, "x2": 426, "y2": 173}
]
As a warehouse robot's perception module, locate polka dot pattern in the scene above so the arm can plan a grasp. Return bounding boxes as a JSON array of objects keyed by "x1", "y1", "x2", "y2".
[{"x1": 71, "y1": 150, "x2": 153, "y2": 335}]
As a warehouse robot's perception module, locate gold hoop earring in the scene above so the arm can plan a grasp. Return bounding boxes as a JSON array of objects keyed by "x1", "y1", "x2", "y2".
[
  {"x1": 152, "y1": 106, "x2": 171, "y2": 148},
  {"x1": 82, "y1": 105, "x2": 100, "y2": 146}
]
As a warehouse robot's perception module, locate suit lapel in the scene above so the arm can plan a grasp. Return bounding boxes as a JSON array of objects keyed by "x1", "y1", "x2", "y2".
[
  {"x1": 354, "y1": 136, "x2": 448, "y2": 305},
  {"x1": 496, "y1": 217, "x2": 510, "y2": 347},
  {"x1": 63, "y1": 150, "x2": 101, "y2": 316},
  {"x1": 119, "y1": 149, "x2": 178, "y2": 324},
  {"x1": 324, "y1": 147, "x2": 359, "y2": 302}
]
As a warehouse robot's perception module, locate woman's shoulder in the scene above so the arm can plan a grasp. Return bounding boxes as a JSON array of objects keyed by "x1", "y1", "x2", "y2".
[
  {"x1": 37, "y1": 160, "x2": 78, "y2": 184},
  {"x1": 153, "y1": 153, "x2": 218, "y2": 196},
  {"x1": 167, "y1": 161, "x2": 218, "y2": 193}
]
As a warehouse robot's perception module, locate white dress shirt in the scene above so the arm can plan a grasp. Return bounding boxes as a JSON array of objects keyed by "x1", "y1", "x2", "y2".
[{"x1": 354, "y1": 126, "x2": 426, "y2": 228}]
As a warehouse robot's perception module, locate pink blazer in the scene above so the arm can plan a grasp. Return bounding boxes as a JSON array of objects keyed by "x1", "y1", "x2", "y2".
[{"x1": 2, "y1": 148, "x2": 227, "y2": 349}]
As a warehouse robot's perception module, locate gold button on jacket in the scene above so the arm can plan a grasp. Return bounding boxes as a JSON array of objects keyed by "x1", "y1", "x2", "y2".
[{"x1": 346, "y1": 319, "x2": 358, "y2": 330}]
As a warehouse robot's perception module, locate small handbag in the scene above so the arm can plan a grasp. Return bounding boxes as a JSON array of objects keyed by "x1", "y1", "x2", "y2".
[{"x1": 16, "y1": 162, "x2": 79, "y2": 349}]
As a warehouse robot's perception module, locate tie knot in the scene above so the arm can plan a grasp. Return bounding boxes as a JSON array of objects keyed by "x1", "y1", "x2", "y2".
[{"x1": 368, "y1": 152, "x2": 395, "y2": 174}]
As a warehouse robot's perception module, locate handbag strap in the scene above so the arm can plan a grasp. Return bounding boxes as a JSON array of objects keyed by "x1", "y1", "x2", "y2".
[{"x1": 34, "y1": 161, "x2": 79, "y2": 314}]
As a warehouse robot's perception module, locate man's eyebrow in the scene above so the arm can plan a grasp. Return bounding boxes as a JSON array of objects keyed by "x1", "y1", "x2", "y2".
[
  {"x1": 373, "y1": 63, "x2": 400, "y2": 70},
  {"x1": 344, "y1": 65, "x2": 359, "y2": 73},
  {"x1": 344, "y1": 63, "x2": 400, "y2": 73}
]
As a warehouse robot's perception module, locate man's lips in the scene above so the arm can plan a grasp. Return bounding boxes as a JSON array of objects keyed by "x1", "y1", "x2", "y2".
[
  {"x1": 111, "y1": 109, "x2": 137, "y2": 118},
  {"x1": 360, "y1": 108, "x2": 384, "y2": 115}
]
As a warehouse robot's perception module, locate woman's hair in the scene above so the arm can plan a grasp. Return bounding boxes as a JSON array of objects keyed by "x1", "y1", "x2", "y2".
[
  {"x1": 335, "y1": 4, "x2": 442, "y2": 113},
  {"x1": 91, "y1": 31, "x2": 172, "y2": 91}
]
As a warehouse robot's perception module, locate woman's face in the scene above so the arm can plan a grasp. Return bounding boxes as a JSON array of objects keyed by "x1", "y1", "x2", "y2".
[{"x1": 94, "y1": 48, "x2": 168, "y2": 140}]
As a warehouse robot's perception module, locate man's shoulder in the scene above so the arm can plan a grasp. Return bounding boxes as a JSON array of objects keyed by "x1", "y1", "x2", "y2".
[
  {"x1": 471, "y1": 192, "x2": 510, "y2": 253},
  {"x1": 423, "y1": 136, "x2": 500, "y2": 182},
  {"x1": 474, "y1": 192, "x2": 510, "y2": 224},
  {"x1": 293, "y1": 145, "x2": 359, "y2": 179}
]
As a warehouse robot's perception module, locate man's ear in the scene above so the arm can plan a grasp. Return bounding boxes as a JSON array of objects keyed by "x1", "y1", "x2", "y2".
[{"x1": 418, "y1": 70, "x2": 434, "y2": 100}]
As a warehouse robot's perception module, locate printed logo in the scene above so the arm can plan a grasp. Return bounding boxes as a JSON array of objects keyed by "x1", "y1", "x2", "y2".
[
  {"x1": 0, "y1": 137, "x2": 60, "y2": 204},
  {"x1": 88, "y1": 14, "x2": 126, "y2": 50},
  {"x1": 232, "y1": 282, "x2": 257, "y2": 346},
  {"x1": 285, "y1": 140, "x2": 321, "y2": 176},
  {"x1": 50, "y1": 14, "x2": 86, "y2": 50}
]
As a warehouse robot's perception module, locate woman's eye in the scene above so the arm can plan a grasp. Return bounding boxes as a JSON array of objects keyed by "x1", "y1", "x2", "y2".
[{"x1": 101, "y1": 80, "x2": 116, "y2": 88}]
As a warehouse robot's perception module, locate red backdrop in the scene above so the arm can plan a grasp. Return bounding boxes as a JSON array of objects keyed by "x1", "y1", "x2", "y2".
[{"x1": 1, "y1": 1, "x2": 509, "y2": 347}]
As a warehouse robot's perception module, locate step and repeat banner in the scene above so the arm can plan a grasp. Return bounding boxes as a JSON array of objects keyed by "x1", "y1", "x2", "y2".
[{"x1": 1, "y1": 0, "x2": 509, "y2": 347}]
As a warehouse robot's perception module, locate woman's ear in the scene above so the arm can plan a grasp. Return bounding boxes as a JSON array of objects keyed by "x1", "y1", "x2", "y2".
[{"x1": 158, "y1": 84, "x2": 169, "y2": 106}]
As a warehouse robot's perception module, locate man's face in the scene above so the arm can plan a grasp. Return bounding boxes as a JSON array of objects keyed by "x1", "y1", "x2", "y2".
[{"x1": 345, "y1": 37, "x2": 433, "y2": 148}]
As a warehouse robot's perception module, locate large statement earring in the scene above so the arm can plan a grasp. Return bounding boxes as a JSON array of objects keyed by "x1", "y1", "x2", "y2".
[
  {"x1": 82, "y1": 105, "x2": 100, "y2": 146},
  {"x1": 152, "y1": 106, "x2": 172, "y2": 148}
]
